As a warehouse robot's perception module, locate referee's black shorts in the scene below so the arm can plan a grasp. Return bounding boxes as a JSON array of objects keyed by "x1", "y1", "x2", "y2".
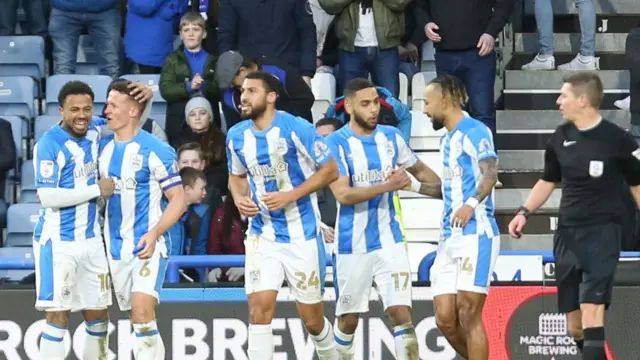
[{"x1": 553, "y1": 222, "x2": 621, "y2": 313}]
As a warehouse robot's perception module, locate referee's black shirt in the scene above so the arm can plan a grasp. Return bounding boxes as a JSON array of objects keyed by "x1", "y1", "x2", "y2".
[{"x1": 542, "y1": 119, "x2": 640, "y2": 227}]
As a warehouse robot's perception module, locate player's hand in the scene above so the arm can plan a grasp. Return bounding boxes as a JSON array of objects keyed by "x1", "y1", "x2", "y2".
[
  {"x1": 262, "y1": 191, "x2": 294, "y2": 211},
  {"x1": 235, "y1": 196, "x2": 259, "y2": 217},
  {"x1": 386, "y1": 168, "x2": 411, "y2": 191},
  {"x1": 208, "y1": 268, "x2": 222, "y2": 282},
  {"x1": 322, "y1": 226, "x2": 335, "y2": 243},
  {"x1": 477, "y1": 33, "x2": 495, "y2": 56},
  {"x1": 127, "y1": 81, "x2": 153, "y2": 103},
  {"x1": 98, "y1": 177, "x2": 115, "y2": 197},
  {"x1": 226, "y1": 267, "x2": 245, "y2": 281},
  {"x1": 191, "y1": 74, "x2": 204, "y2": 90},
  {"x1": 425, "y1": 22, "x2": 441, "y2": 43},
  {"x1": 452, "y1": 205, "x2": 474, "y2": 228},
  {"x1": 508, "y1": 214, "x2": 528, "y2": 239},
  {"x1": 134, "y1": 232, "x2": 157, "y2": 259}
]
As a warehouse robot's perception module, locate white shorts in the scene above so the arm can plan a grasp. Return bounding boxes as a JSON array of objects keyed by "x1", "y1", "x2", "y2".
[
  {"x1": 244, "y1": 235, "x2": 326, "y2": 304},
  {"x1": 34, "y1": 238, "x2": 112, "y2": 312},
  {"x1": 108, "y1": 245, "x2": 168, "y2": 311},
  {"x1": 334, "y1": 242, "x2": 412, "y2": 316},
  {"x1": 430, "y1": 233, "x2": 500, "y2": 297}
]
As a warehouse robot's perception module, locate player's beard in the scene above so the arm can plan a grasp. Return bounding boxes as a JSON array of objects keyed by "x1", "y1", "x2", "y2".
[
  {"x1": 353, "y1": 112, "x2": 377, "y2": 131},
  {"x1": 430, "y1": 115, "x2": 445, "y2": 131},
  {"x1": 240, "y1": 101, "x2": 267, "y2": 120}
]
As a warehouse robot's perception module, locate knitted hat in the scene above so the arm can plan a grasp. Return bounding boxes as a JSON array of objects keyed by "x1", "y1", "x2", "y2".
[{"x1": 185, "y1": 96, "x2": 213, "y2": 121}]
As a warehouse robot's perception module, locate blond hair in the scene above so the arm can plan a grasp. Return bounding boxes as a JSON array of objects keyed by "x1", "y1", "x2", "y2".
[{"x1": 179, "y1": 12, "x2": 206, "y2": 31}]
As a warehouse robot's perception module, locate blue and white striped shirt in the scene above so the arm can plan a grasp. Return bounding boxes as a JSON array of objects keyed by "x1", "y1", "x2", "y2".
[
  {"x1": 33, "y1": 123, "x2": 101, "y2": 243},
  {"x1": 327, "y1": 125, "x2": 417, "y2": 254},
  {"x1": 440, "y1": 116, "x2": 499, "y2": 240},
  {"x1": 226, "y1": 111, "x2": 332, "y2": 243},
  {"x1": 99, "y1": 130, "x2": 182, "y2": 260}
]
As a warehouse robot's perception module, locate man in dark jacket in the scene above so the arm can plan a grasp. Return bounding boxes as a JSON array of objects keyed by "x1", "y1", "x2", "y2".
[
  {"x1": 217, "y1": 0, "x2": 317, "y2": 84},
  {"x1": 0, "y1": 118, "x2": 16, "y2": 242},
  {"x1": 48, "y1": 0, "x2": 122, "y2": 78},
  {"x1": 215, "y1": 50, "x2": 315, "y2": 129}
]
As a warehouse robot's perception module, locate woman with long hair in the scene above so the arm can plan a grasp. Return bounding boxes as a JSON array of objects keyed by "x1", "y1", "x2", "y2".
[{"x1": 207, "y1": 194, "x2": 247, "y2": 282}]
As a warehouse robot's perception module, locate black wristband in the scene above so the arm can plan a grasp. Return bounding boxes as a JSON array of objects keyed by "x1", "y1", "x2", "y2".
[{"x1": 515, "y1": 206, "x2": 531, "y2": 218}]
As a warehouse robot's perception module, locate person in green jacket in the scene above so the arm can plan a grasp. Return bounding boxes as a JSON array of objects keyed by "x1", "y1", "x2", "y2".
[
  {"x1": 318, "y1": 0, "x2": 411, "y2": 98},
  {"x1": 159, "y1": 12, "x2": 221, "y2": 147}
]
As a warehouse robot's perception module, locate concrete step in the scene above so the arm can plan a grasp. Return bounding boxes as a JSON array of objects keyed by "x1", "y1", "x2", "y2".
[
  {"x1": 496, "y1": 188, "x2": 562, "y2": 210},
  {"x1": 498, "y1": 150, "x2": 545, "y2": 170},
  {"x1": 497, "y1": 110, "x2": 630, "y2": 132},
  {"x1": 515, "y1": 33, "x2": 626, "y2": 54},
  {"x1": 505, "y1": 69, "x2": 629, "y2": 90},
  {"x1": 498, "y1": 171, "x2": 544, "y2": 189},
  {"x1": 500, "y1": 234, "x2": 554, "y2": 251},
  {"x1": 521, "y1": 15, "x2": 640, "y2": 33},
  {"x1": 496, "y1": 133, "x2": 551, "y2": 150},
  {"x1": 508, "y1": 53, "x2": 627, "y2": 70},
  {"x1": 502, "y1": 92, "x2": 628, "y2": 110},
  {"x1": 523, "y1": 0, "x2": 638, "y2": 15}
]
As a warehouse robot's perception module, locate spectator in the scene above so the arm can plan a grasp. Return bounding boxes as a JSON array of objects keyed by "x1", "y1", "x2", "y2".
[
  {"x1": 215, "y1": 50, "x2": 315, "y2": 128},
  {"x1": 309, "y1": 0, "x2": 335, "y2": 67},
  {"x1": 520, "y1": 0, "x2": 596, "y2": 70},
  {"x1": 203, "y1": 0, "x2": 220, "y2": 56},
  {"x1": 417, "y1": 0, "x2": 515, "y2": 141},
  {"x1": 207, "y1": 194, "x2": 246, "y2": 283},
  {"x1": 0, "y1": 0, "x2": 48, "y2": 36},
  {"x1": 620, "y1": 28, "x2": 640, "y2": 138},
  {"x1": 217, "y1": 0, "x2": 317, "y2": 85},
  {"x1": 176, "y1": 142, "x2": 224, "y2": 213},
  {"x1": 177, "y1": 142, "x2": 206, "y2": 169},
  {"x1": 125, "y1": 0, "x2": 188, "y2": 74},
  {"x1": 160, "y1": 12, "x2": 221, "y2": 143},
  {"x1": 49, "y1": 0, "x2": 121, "y2": 79},
  {"x1": 319, "y1": 0, "x2": 411, "y2": 98},
  {"x1": 314, "y1": 118, "x2": 342, "y2": 250},
  {"x1": 0, "y1": 118, "x2": 16, "y2": 243},
  {"x1": 399, "y1": 2, "x2": 428, "y2": 84}
]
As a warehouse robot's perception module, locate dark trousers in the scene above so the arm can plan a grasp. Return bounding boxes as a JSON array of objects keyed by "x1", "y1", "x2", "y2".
[
  {"x1": 338, "y1": 46, "x2": 400, "y2": 98},
  {"x1": 137, "y1": 63, "x2": 162, "y2": 75},
  {"x1": 627, "y1": 27, "x2": 640, "y2": 128},
  {"x1": 434, "y1": 48, "x2": 497, "y2": 140}
]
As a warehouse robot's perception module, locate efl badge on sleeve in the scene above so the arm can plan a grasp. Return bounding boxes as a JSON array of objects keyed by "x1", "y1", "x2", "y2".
[
  {"x1": 129, "y1": 154, "x2": 143, "y2": 171},
  {"x1": 39, "y1": 160, "x2": 54, "y2": 178},
  {"x1": 589, "y1": 160, "x2": 603, "y2": 178}
]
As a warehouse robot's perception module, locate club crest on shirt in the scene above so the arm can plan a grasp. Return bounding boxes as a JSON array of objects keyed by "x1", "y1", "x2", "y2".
[
  {"x1": 385, "y1": 141, "x2": 395, "y2": 157},
  {"x1": 589, "y1": 160, "x2": 603, "y2": 178},
  {"x1": 129, "y1": 154, "x2": 143, "y2": 171},
  {"x1": 478, "y1": 138, "x2": 492, "y2": 154},
  {"x1": 314, "y1": 140, "x2": 329, "y2": 160},
  {"x1": 273, "y1": 138, "x2": 288, "y2": 156},
  {"x1": 39, "y1": 160, "x2": 54, "y2": 178}
]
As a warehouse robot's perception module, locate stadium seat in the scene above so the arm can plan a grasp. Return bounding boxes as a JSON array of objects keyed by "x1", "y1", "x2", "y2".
[
  {"x1": 46, "y1": 75, "x2": 112, "y2": 115},
  {"x1": 152, "y1": 114, "x2": 167, "y2": 130},
  {"x1": 0, "y1": 247, "x2": 34, "y2": 283},
  {"x1": 409, "y1": 111, "x2": 446, "y2": 150},
  {"x1": 2, "y1": 115, "x2": 27, "y2": 160},
  {"x1": 398, "y1": 72, "x2": 409, "y2": 105},
  {"x1": 0, "y1": 76, "x2": 36, "y2": 118},
  {"x1": 121, "y1": 74, "x2": 167, "y2": 116},
  {"x1": 75, "y1": 35, "x2": 100, "y2": 75},
  {"x1": 19, "y1": 160, "x2": 36, "y2": 203},
  {"x1": 34, "y1": 115, "x2": 60, "y2": 141},
  {"x1": 420, "y1": 41, "x2": 436, "y2": 72},
  {"x1": 6, "y1": 203, "x2": 41, "y2": 247},
  {"x1": 0, "y1": 36, "x2": 46, "y2": 79},
  {"x1": 411, "y1": 71, "x2": 437, "y2": 111},
  {"x1": 311, "y1": 73, "x2": 336, "y2": 122}
]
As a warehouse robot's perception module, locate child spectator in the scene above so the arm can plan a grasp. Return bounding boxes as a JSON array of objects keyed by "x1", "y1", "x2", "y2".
[
  {"x1": 160, "y1": 12, "x2": 221, "y2": 145},
  {"x1": 207, "y1": 194, "x2": 247, "y2": 283},
  {"x1": 167, "y1": 167, "x2": 211, "y2": 282}
]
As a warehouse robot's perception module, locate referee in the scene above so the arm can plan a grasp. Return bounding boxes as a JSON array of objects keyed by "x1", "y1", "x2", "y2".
[{"x1": 508, "y1": 72, "x2": 640, "y2": 360}]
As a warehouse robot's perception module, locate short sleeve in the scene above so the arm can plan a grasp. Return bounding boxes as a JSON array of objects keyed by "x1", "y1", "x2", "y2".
[
  {"x1": 34, "y1": 140, "x2": 63, "y2": 188},
  {"x1": 150, "y1": 145, "x2": 182, "y2": 191},
  {"x1": 226, "y1": 137, "x2": 247, "y2": 175},
  {"x1": 291, "y1": 118, "x2": 332, "y2": 166},
  {"x1": 465, "y1": 126, "x2": 497, "y2": 161},
  {"x1": 617, "y1": 131, "x2": 640, "y2": 186},
  {"x1": 326, "y1": 135, "x2": 349, "y2": 177},
  {"x1": 394, "y1": 131, "x2": 418, "y2": 167},
  {"x1": 541, "y1": 138, "x2": 562, "y2": 183}
]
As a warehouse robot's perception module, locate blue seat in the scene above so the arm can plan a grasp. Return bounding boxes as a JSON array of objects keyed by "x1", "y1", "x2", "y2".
[
  {"x1": 46, "y1": 75, "x2": 112, "y2": 115},
  {"x1": 0, "y1": 247, "x2": 34, "y2": 283},
  {"x1": 0, "y1": 36, "x2": 46, "y2": 79},
  {"x1": 34, "y1": 115, "x2": 60, "y2": 141},
  {"x1": 19, "y1": 160, "x2": 37, "y2": 203},
  {"x1": 2, "y1": 115, "x2": 27, "y2": 160},
  {"x1": 152, "y1": 114, "x2": 166, "y2": 131},
  {"x1": 6, "y1": 203, "x2": 41, "y2": 247},
  {"x1": 121, "y1": 74, "x2": 167, "y2": 116},
  {"x1": 76, "y1": 35, "x2": 100, "y2": 75},
  {"x1": 0, "y1": 76, "x2": 36, "y2": 118}
]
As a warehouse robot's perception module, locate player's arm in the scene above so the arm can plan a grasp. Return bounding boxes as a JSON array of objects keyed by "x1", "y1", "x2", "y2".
[
  {"x1": 520, "y1": 138, "x2": 561, "y2": 214},
  {"x1": 395, "y1": 132, "x2": 443, "y2": 199},
  {"x1": 226, "y1": 137, "x2": 260, "y2": 216},
  {"x1": 617, "y1": 132, "x2": 640, "y2": 207},
  {"x1": 34, "y1": 142, "x2": 107, "y2": 208},
  {"x1": 149, "y1": 150, "x2": 187, "y2": 238},
  {"x1": 465, "y1": 129, "x2": 499, "y2": 207}
]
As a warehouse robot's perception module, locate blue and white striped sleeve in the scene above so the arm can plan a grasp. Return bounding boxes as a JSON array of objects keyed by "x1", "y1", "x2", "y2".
[
  {"x1": 465, "y1": 126, "x2": 497, "y2": 161},
  {"x1": 33, "y1": 139, "x2": 63, "y2": 188},
  {"x1": 226, "y1": 138, "x2": 247, "y2": 176},
  {"x1": 394, "y1": 131, "x2": 418, "y2": 167},
  {"x1": 150, "y1": 146, "x2": 182, "y2": 192}
]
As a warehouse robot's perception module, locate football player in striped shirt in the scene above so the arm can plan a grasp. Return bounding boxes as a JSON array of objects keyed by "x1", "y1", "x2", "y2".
[
  {"x1": 226, "y1": 71, "x2": 340, "y2": 360},
  {"x1": 326, "y1": 78, "x2": 442, "y2": 360},
  {"x1": 99, "y1": 79, "x2": 186, "y2": 360},
  {"x1": 33, "y1": 81, "x2": 115, "y2": 360}
]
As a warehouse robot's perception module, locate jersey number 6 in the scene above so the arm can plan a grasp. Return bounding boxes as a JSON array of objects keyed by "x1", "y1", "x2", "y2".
[{"x1": 294, "y1": 271, "x2": 320, "y2": 290}]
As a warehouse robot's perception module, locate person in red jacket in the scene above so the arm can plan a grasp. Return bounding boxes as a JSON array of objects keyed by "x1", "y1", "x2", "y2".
[{"x1": 207, "y1": 194, "x2": 247, "y2": 282}]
